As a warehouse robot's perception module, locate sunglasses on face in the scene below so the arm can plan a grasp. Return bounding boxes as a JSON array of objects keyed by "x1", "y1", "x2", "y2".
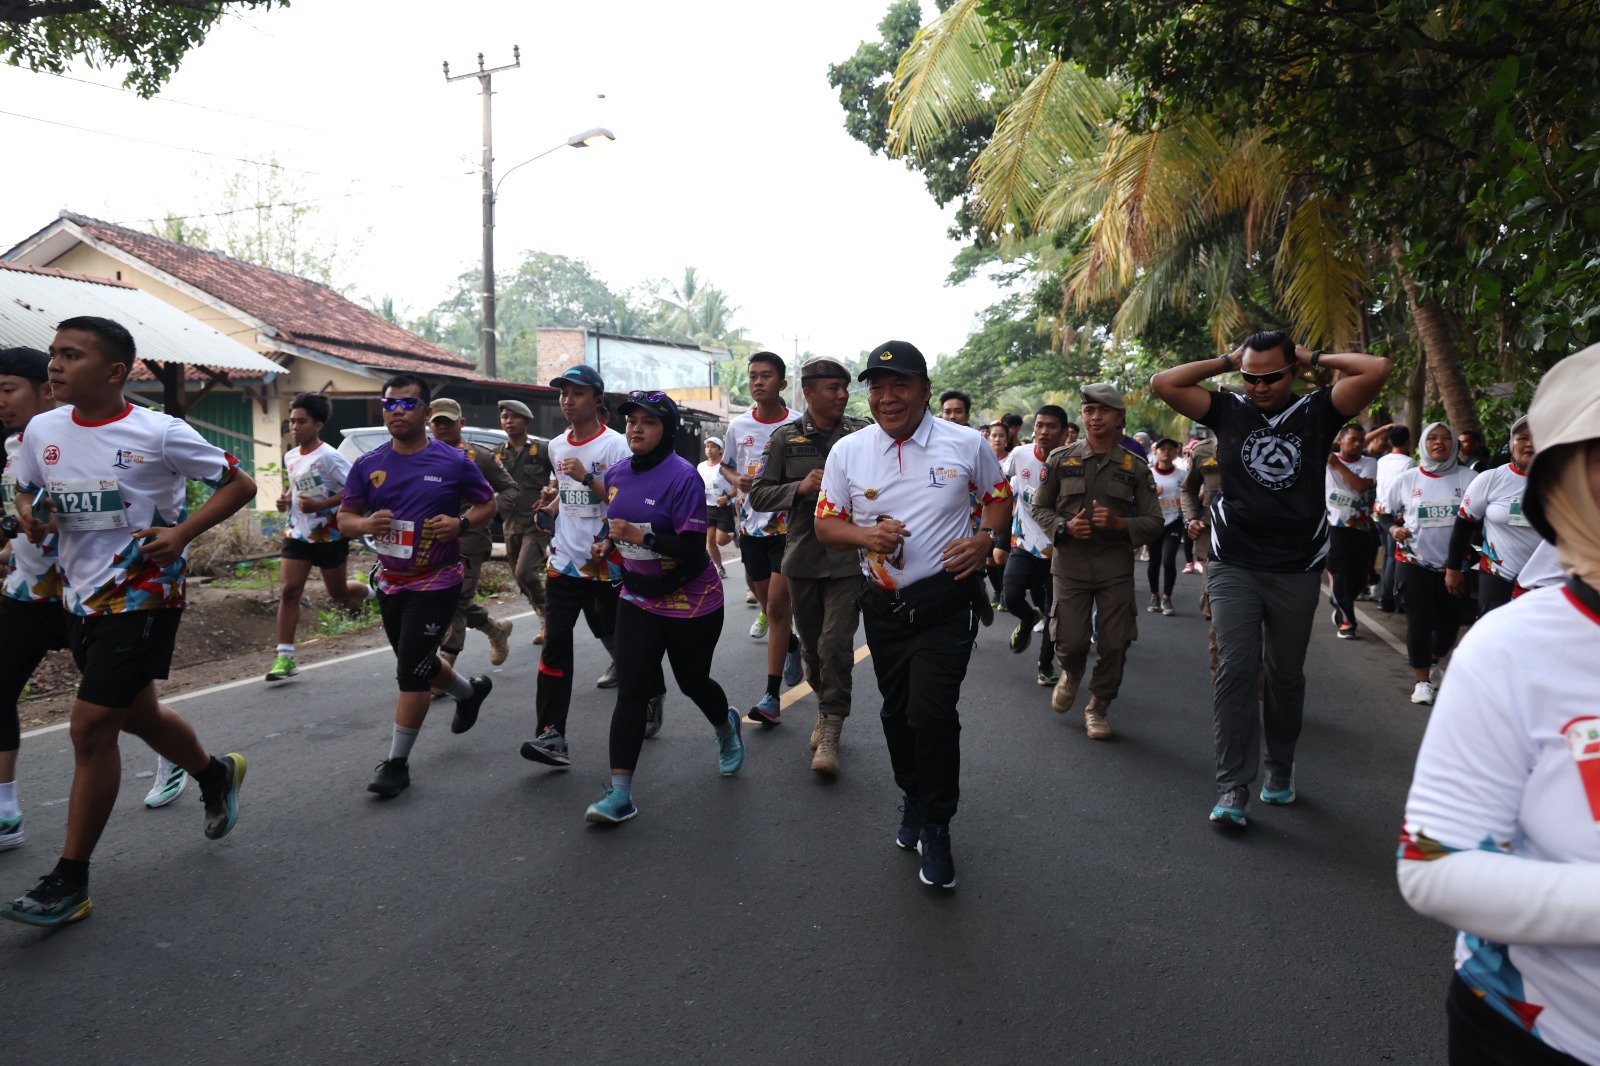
[
  {"x1": 380, "y1": 397, "x2": 424, "y2": 411},
  {"x1": 1239, "y1": 368, "x2": 1290, "y2": 386}
]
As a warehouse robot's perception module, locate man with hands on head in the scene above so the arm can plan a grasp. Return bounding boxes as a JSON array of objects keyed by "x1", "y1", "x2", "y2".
[
  {"x1": 814, "y1": 341, "x2": 1011, "y2": 891},
  {"x1": 338, "y1": 374, "x2": 497, "y2": 800},
  {"x1": 1031, "y1": 384, "x2": 1163, "y2": 740},
  {"x1": 1150, "y1": 331, "x2": 1392, "y2": 828}
]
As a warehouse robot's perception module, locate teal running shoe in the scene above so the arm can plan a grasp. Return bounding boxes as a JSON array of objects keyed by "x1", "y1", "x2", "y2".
[
  {"x1": 202, "y1": 753, "x2": 246, "y2": 840},
  {"x1": 1, "y1": 874, "x2": 92, "y2": 927},
  {"x1": 584, "y1": 785, "x2": 637, "y2": 824},
  {"x1": 0, "y1": 813, "x2": 22, "y2": 850},
  {"x1": 144, "y1": 757, "x2": 188, "y2": 809},
  {"x1": 717, "y1": 708, "x2": 745, "y2": 776},
  {"x1": 1209, "y1": 785, "x2": 1249, "y2": 827},
  {"x1": 747, "y1": 692, "x2": 781, "y2": 726},
  {"x1": 1260, "y1": 769, "x2": 1296, "y2": 806}
]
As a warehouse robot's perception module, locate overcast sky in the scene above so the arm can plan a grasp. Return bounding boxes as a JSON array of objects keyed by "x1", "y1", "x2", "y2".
[{"x1": 0, "y1": 0, "x2": 1004, "y2": 369}]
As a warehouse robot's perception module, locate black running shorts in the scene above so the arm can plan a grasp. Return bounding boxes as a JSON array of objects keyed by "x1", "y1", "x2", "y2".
[{"x1": 70, "y1": 609, "x2": 183, "y2": 708}]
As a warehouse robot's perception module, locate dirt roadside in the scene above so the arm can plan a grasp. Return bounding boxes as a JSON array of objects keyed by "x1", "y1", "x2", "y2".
[{"x1": 19, "y1": 559, "x2": 526, "y2": 732}]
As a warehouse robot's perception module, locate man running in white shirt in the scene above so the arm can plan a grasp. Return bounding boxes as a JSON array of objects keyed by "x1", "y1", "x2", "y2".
[{"x1": 1326, "y1": 423, "x2": 1378, "y2": 638}]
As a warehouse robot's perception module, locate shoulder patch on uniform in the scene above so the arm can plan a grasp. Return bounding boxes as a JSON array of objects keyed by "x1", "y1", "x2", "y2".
[{"x1": 1121, "y1": 452, "x2": 1134, "y2": 470}]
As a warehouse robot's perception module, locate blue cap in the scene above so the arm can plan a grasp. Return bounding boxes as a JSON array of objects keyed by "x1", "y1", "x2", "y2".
[{"x1": 548, "y1": 364, "x2": 606, "y2": 393}]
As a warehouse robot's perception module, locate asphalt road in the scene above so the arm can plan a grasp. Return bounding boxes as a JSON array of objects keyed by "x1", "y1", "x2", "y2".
[{"x1": 2, "y1": 565, "x2": 1448, "y2": 1064}]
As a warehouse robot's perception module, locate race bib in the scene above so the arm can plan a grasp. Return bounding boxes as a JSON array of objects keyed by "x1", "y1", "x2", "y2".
[
  {"x1": 1328, "y1": 489, "x2": 1360, "y2": 510},
  {"x1": 560, "y1": 484, "x2": 603, "y2": 519},
  {"x1": 1507, "y1": 495, "x2": 1530, "y2": 527},
  {"x1": 291, "y1": 471, "x2": 324, "y2": 497},
  {"x1": 49, "y1": 477, "x2": 128, "y2": 532},
  {"x1": 615, "y1": 522, "x2": 660, "y2": 561},
  {"x1": 1, "y1": 466, "x2": 16, "y2": 518},
  {"x1": 1020, "y1": 485, "x2": 1036, "y2": 508},
  {"x1": 373, "y1": 519, "x2": 416, "y2": 559},
  {"x1": 1415, "y1": 501, "x2": 1456, "y2": 528}
]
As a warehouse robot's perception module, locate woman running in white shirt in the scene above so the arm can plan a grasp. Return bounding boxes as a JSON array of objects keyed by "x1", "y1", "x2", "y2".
[
  {"x1": 1380, "y1": 422, "x2": 1478, "y2": 705},
  {"x1": 1445, "y1": 417, "x2": 1539, "y2": 618},
  {"x1": 1398, "y1": 344, "x2": 1600, "y2": 1066}
]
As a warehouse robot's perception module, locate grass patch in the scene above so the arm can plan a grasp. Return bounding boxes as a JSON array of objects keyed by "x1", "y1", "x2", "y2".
[
  {"x1": 314, "y1": 599, "x2": 381, "y2": 637},
  {"x1": 211, "y1": 558, "x2": 281, "y2": 590},
  {"x1": 475, "y1": 570, "x2": 512, "y2": 599}
]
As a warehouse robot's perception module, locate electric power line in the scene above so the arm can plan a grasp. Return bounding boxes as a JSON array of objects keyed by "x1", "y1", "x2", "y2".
[
  {"x1": 0, "y1": 108, "x2": 323, "y2": 174},
  {"x1": 25, "y1": 69, "x2": 338, "y2": 136}
]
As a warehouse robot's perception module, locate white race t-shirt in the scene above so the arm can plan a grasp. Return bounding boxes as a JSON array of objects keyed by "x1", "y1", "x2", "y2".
[
  {"x1": 726, "y1": 405, "x2": 800, "y2": 537},
  {"x1": 816, "y1": 413, "x2": 1009, "y2": 591},
  {"x1": 1150, "y1": 463, "x2": 1186, "y2": 527},
  {"x1": 1401, "y1": 586, "x2": 1600, "y2": 1063},
  {"x1": 283, "y1": 441, "x2": 351, "y2": 544},
  {"x1": 1459, "y1": 463, "x2": 1541, "y2": 582},
  {"x1": 699, "y1": 459, "x2": 735, "y2": 507},
  {"x1": 546, "y1": 425, "x2": 630, "y2": 581},
  {"x1": 1002, "y1": 444, "x2": 1053, "y2": 558},
  {"x1": 3, "y1": 432, "x2": 62, "y2": 603},
  {"x1": 1382, "y1": 465, "x2": 1477, "y2": 571},
  {"x1": 12, "y1": 403, "x2": 238, "y2": 615},
  {"x1": 1373, "y1": 452, "x2": 1416, "y2": 515},
  {"x1": 1325, "y1": 454, "x2": 1378, "y2": 529}
]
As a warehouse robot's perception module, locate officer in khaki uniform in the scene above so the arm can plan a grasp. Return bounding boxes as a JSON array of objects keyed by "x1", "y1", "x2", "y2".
[
  {"x1": 429, "y1": 399, "x2": 517, "y2": 673},
  {"x1": 1031, "y1": 383, "x2": 1163, "y2": 739},
  {"x1": 1181, "y1": 435, "x2": 1224, "y2": 681},
  {"x1": 495, "y1": 399, "x2": 554, "y2": 642},
  {"x1": 748, "y1": 357, "x2": 870, "y2": 776}
]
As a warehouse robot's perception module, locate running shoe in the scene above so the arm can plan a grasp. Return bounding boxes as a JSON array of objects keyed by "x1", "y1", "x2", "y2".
[
  {"x1": 520, "y1": 727, "x2": 571, "y2": 767},
  {"x1": 367, "y1": 757, "x2": 410, "y2": 799},
  {"x1": 265, "y1": 653, "x2": 298, "y2": 683},
  {"x1": 717, "y1": 566, "x2": 728, "y2": 579},
  {"x1": 1036, "y1": 668, "x2": 1060, "y2": 687},
  {"x1": 917, "y1": 824, "x2": 956, "y2": 889},
  {"x1": 486, "y1": 619, "x2": 512, "y2": 666},
  {"x1": 1182, "y1": 562, "x2": 1196, "y2": 575},
  {"x1": 0, "y1": 874, "x2": 91, "y2": 928},
  {"x1": 895, "y1": 795, "x2": 924, "y2": 851},
  {"x1": 143, "y1": 757, "x2": 188, "y2": 809},
  {"x1": 1209, "y1": 785, "x2": 1249, "y2": 827},
  {"x1": 201, "y1": 753, "x2": 246, "y2": 839},
  {"x1": 596, "y1": 661, "x2": 620, "y2": 688},
  {"x1": 1139, "y1": 547, "x2": 1149, "y2": 562},
  {"x1": 1033, "y1": 618, "x2": 1045, "y2": 633},
  {"x1": 782, "y1": 640, "x2": 804, "y2": 688},
  {"x1": 644, "y1": 692, "x2": 666, "y2": 739},
  {"x1": 0, "y1": 814, "x2": 22, "y2": 850},
  {"x1": 745, "y1": 589, "x2": 758, "y2": 606},
  {"x1": 1008, "y1": 622, "x2": 1032, "y2": 655},
  {"x1": 1146, "y1": 594, "x2": 1161, "y2": 613},
  {"x1": 749, "y1": 611, "x2": 769, "y2": 639},
  {"x1": 716, "y1": 708, "x2": 745, "y2": 775},
  {"x1": 1261, "y1": 768, "x2": 1296, "y2": 805},
  {"x1": 1337, "y1": 622, "x2": 1357, "y2": 640},
  {"x1": 1160, "y1": 595, "x2": 1175, "y2": 616},
  {"x1": 748, "y1": 692, "x2": 782, "y2": 726},
  {"x1": 584, "y1": 785, "x2": 637, "y2": 824},
  {"x1": 451, "y1": 676, "x2": 493, "y2": 734},
  {"x1": 1195, "y1": 562, "x2": 1206, "y2": 574},
  {"x1": 1411, "y1": 681, "x2": 1436, "y2": 705},
  {"x1": 993, "y1": 601, "x2": 1008, "y2": 613}
]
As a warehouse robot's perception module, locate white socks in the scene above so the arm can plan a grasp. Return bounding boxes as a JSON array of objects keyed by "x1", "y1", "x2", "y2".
[{"x1": 389, "y1": 725, "x2": 419, "y2": 761}]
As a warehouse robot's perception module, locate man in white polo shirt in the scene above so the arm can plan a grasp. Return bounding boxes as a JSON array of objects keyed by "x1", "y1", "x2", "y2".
[{"x1": 815, "y1": 341, "x2": 1011, "y2": 891}]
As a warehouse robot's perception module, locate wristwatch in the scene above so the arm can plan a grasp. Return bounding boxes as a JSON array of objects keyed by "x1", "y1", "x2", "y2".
[
  {"x1": 977, "y1": 526, "x2": 998, "y2": 543},
  {"x1": 641, "y1": 531, "x2": 658, "y2": 551},
  {"x1": 1311, "y1": 349, "x2": 1324, "y2": 368}
]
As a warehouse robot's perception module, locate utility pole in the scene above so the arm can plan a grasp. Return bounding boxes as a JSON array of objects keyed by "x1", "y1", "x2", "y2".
[{"x1": 444, "y1": 47, "x2": 520, "y2": 380}]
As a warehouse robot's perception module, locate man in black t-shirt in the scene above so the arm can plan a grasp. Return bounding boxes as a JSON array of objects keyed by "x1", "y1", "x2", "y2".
[{"x1": 1151, "y1": 330, "x2": 1392, "y2": 828}]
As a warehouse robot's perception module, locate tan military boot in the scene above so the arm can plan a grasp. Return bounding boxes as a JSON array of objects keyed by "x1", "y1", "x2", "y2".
[
  {"x1": 487, "y1": 619, "x2": 513, "y2": 666},
  {"x1": 811, "y1": 714, "x2": 843, "y2": 776},
  {"x1": 531, "y1": 608, "x2": 547, "y2": 645},
  {"x1": 1052, "y1": 670, "x2": 1082, "y2": 713},
  {"x1": 810, "y1": 712, "x2": 823, "y2": 750},
  {"x1": 1084, "y1": 695, "x2": 1112, "y2": 740}
]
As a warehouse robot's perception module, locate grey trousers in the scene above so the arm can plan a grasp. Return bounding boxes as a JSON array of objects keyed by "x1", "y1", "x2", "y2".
[{"x1": 1206, "y1": 560, "x2": 1320, "y2": 792}]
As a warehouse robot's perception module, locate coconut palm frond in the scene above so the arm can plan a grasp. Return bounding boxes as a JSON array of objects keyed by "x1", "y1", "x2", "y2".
[
  {"x1": 887, "y1": 0, "x2": 1016, "y2": 158},
  {"x1": 1275, "y1": 193, "x2": 1367, "y2": 348}
]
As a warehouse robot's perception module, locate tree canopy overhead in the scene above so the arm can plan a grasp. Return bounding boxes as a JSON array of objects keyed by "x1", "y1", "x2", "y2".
[{"x1": 2, "y1": 0, "x2": 287, "y2": 97}]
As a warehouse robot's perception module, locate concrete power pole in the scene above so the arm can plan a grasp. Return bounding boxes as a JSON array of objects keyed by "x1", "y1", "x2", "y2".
[{"x1": 444, "y1": 47, "x2": 520, "y2": 380}]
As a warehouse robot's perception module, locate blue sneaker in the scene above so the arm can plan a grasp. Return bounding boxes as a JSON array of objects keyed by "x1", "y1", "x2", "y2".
[
  {"x1": 1209, "y1": 785, "x2": 1249, "y2": 827},
  {"x1": 0, "y1": 813, "x2": 22, "y2": 850},
  {"x1": 917, "y1": 824, "x2": 957, "y2": 889},
  {"x1": 0, "y1": 874, "x2": 92, "y2": 927},
  {"x1": 1260, "y1": 768, "x2": 1296, "y2": 805},
  {"x1": 782, "y1": 640, "x2": 804, "y2": 688},
  {"x1": 895, "y1": 795, "x2": 924, "y2": 851},
  {"x1": 584, "y1": 785, "x2": 638, "y2": 824},
  {"x1": 716, "y1": 708, "x2": 745, "y2": 775},
  {"x1": 747, "y1": 692, "x2": 782, "y2": 726},
  {"x1": 201, "y1": 753, "x2": 246, "y2": 840}
]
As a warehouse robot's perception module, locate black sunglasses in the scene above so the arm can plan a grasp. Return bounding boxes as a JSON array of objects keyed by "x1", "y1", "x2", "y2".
[{"x1": 1239, "y1": 368, "x2": 1290, "y2": 386}]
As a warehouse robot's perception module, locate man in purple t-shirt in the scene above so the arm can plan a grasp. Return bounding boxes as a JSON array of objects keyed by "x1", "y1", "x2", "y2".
[{"x1": 338, "y1": 374, "x2": 498, "y2": 800}]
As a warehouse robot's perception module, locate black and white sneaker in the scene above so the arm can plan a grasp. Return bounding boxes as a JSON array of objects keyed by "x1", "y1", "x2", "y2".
[
  {"x1": 368, "y1": 757, "x2": 410, "y2": 799},
  {"x1": 596, "y1": 662, "x2": 620, "y2": 689},
  {"x1": 451, "y1": 676, "x2": 492, "y2": 734},
  {"x1": 917, "y1": 824, "x2": 956, "y2": 889},
  {"x1": 520, "y1": 727, "x2": 571, "y2": 767},
  {"x1": 643, "y1": 692, "x2": 666, "y2": 739}
]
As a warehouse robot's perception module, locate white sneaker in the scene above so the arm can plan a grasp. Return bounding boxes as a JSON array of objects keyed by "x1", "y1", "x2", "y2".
[
  {"x1": 1410, "y1": 681, "x2": 1436, "y2": 706},
  {"x1": 749, "y1": 611, "x2": 769, "y2": 639},
  {"x1": 1033, "y1": 619, "x2": 1045, "y2": 633},
  {"x1": 144, "y1": 757, "x2": 188, "y2": 808}
]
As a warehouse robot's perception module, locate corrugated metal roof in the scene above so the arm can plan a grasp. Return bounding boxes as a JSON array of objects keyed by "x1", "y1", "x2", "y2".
[{"x1": 0, "y1": 261, "x2": 282, "y2": 373}]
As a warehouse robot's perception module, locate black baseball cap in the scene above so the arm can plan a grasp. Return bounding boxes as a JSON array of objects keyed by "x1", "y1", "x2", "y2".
[
  {"x1": 548, "y1": 363, "x2": 606, "y2": 393},
  {"x1": 857, "y1": 340, "x2": 928, "y2": 381},
  {"x1": 0, "y1": 347, "x2": 49, "y2": 381},
  {"x1": 617, "y1": 389, "x2": 678, "y2": 422}
]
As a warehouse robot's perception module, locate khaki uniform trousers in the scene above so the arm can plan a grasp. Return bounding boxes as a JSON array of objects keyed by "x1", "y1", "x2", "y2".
[
  {"x1": 503, "y1": 526, "x2": 548, "y2": 612},
  {"x1": 788, "y1": 573, "x2": 863, "y2": 718},
  {"x1": 1051, "y1": 570, "x2": 1138, "y2": 704}
]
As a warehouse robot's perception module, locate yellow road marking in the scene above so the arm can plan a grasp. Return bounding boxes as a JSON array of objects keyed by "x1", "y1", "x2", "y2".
[{"x1": 777, "y1": 642, "x2": 871, "y2": 710}]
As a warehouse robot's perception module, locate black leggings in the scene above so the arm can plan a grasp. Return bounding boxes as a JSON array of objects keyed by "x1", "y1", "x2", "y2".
[
  {"x1": 1447, "y1": 974, "x2": 1587, "y2": 1065},
  {"x1": 1001, "y1": 551, "x2": 1054, "y2": 671},
  {"x1": 1478, "y1": 571, "x2": 1515, "y2": 618},
  {"x1": 1398, "y1": 563, "x2": 1465, "y2": 670},
  {"x1": 609, "y1": 600, "x2": 730, "y2": 774},
  {"x1": 1, "y1": 598, "x2": 72, "y2": 751},
  {"x1": 1147, "y1": 520, "x2": 1184, "y2": 597}
]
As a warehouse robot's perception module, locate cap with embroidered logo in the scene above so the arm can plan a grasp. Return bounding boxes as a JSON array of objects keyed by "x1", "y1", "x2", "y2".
[
  {"x1": 857, "y1": 340, "x2": 927, "y2": 381},
  {"x1": 548, "y1": 364, "x2": 606, "y2": 393}
]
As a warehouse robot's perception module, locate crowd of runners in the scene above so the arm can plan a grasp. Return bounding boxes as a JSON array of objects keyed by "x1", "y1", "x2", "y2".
[{"x1": 3, "y1": 318, "x2": 1599, "y2": 1065}]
